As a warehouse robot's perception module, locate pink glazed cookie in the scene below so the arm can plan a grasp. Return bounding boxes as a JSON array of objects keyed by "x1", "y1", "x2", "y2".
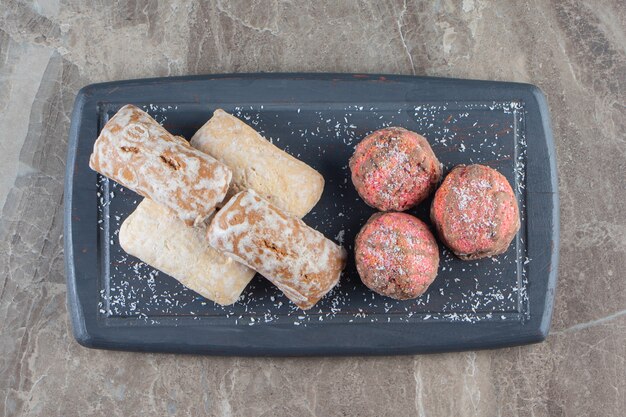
[
  {"x1": 354, "y1": 212, "x2": 439, "y2": 300},
  {"x1": 349, "y1": 127, "x2": 441, "y2": 211},
  {"x1": 430, "y1": 164, "x2": 520, "y2": 260}
]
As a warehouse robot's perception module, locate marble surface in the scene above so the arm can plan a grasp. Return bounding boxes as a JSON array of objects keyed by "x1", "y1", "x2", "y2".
[{"x1": 1, "y1": 0, "x2": 624, "y2": 415}]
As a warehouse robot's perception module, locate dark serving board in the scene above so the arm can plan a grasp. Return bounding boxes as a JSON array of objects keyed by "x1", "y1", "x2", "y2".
[{"x1": 65, "y1": 73, "x2": 559, "y2": 355}]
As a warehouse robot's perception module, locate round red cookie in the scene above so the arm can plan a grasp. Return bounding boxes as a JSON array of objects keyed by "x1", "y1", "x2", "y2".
[
  {"x1": 430, "y1": 164, "x2": 520, "y2": 260},
  {"x1": 349, "y1": 127, "x2": 441, "y2": 211},
  {"x1": 354, "y1": 212, "x2": 440, "y2": 300}
]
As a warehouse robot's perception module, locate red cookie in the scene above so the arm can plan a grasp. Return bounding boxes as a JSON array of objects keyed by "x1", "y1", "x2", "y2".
[
  {"x1": 430, "y1": 164, "x2": 520, "y2": 260},
  {"x1": 355, "y1": 212, "x2": 440, "y2": 300},
  {"x1": 349, "y1": 127, "x2": 441, "y2": 211}
]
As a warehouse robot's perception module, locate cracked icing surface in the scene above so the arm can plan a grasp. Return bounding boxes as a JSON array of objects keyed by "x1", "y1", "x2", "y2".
[
  {"x1": 1, "y1": 0, "x2": 625, "y2": 416},
  {"x1": 89, "y1": 104, "x2": 232, "y2": 226},
  {"x1": 208, "y1": 190, "x2": 347, "y2": 310}
]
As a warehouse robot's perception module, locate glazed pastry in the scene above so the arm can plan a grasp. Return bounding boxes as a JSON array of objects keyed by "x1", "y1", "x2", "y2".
[
  {"x1": 349, "y1": 127, "x2": 441, "y2": 211},
  {"x1": 430, "y1": 164, "x2": 520, "y2": 260},
  {"x1": 355, "y1": 212, "x2": 439, "y2": 300},
  {"x1": 119, "y1": 198, "x2": 255, "y2": 305},
  {"x1": 191, "y1": 109, "x2": 324, "y2": 217},
  {"x1": 89, "y1": 104, "x2": 232, "y2": 226},
  {"x1": 207, "y1": 190, "x2": 347, "y2": 310}
]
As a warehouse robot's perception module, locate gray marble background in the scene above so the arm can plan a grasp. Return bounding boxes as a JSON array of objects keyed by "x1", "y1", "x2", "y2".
[{"x1": 1, "y1": 0, "x2": 624, "y2": 416}]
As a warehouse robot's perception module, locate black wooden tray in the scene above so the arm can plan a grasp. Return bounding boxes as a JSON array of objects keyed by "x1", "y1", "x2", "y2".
[{"x1": 64, "y1": 73, "x2": 559, "y2": 355}]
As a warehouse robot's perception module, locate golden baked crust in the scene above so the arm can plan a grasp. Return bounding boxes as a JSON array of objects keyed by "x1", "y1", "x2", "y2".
[
  {"x1": 191, "y1": 109, "x2": 324, "y2": 218},
  {"x1": 89, "y1": 104, "x2": 232, "y2": 226},
  {"x1": 119, "y1": 198, "x2": 255, "y2": 305},
  {"x1": 208, "y1": 190, "x2": 347, "y2": 310}
]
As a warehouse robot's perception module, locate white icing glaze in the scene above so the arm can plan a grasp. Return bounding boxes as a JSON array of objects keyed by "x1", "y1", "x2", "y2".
[
  {"x1": 89, "y1": 104, "x2": 232, "y2": 225},
  {"x1": 208, "y1": 189, "x2": 347, "y2": 310}
]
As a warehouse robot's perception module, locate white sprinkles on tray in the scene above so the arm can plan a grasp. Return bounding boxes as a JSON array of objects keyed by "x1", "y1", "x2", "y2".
[{"x1": 98, "y1": 102, "x2": 529, "y2": 326}]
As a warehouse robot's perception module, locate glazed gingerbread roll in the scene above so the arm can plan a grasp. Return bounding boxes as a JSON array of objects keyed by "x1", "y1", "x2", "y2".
[
  {"x1": 89, "y1": 104, "x2": 232, "y2": 226},
  {"x1": 208, "y1": 189, "x2": 347, "y2": 310}
]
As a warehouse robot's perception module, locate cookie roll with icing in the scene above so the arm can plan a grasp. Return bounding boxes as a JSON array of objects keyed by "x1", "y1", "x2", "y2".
[
  {"x1": 89, "y1": 104, "x2": 232, "y2": 226},
  {"x1": 207, "y1": 189, "x2": 347, "y2": 310}
]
